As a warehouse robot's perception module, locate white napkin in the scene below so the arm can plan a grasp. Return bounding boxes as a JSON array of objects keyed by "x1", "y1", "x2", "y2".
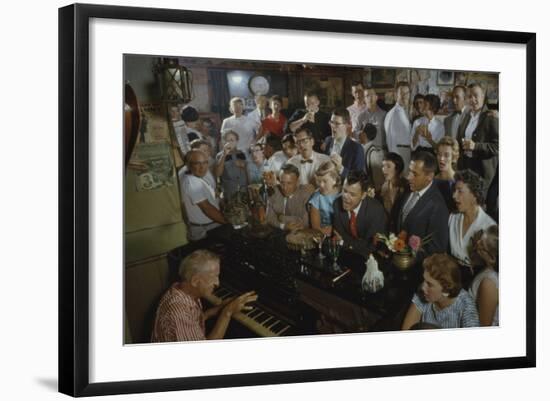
[{"x1": 362, "y1": 254, "x2": 384, "y2": 293}]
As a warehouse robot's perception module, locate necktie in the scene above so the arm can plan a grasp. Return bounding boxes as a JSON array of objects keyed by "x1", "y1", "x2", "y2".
[
  {"x1": 300, "y1": 159, "x2": 313, "y2": 164},
  {"x1": 349, "y1": 210, "x2": 358, "y2": 239},
  {"x1": 401, "y1": 192, "x2": 420, "y2": 224},
  {"x1": 332, "y1": 141, "x2": 342, "y2": 155}
]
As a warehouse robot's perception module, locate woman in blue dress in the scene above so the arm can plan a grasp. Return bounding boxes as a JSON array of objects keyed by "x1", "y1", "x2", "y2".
[{"x1": 308, "y1": 161, "x2": 340, "y2": 236}]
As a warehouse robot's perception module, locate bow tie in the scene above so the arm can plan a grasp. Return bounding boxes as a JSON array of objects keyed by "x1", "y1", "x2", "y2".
[{"x1": 301, "y1": 159, "x2": 314, "y2": 164}]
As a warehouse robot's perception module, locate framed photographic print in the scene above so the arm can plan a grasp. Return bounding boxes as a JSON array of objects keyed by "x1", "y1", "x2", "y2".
[
  {"x1": 437, "y1": 70, "x2": 455, "y2": 85},
  {"x1": 371, "y1": 68, "x2": 396, "y2": 87},
  {"x1": 455, "y1": 71, "x2": 468, "y2": 86},
  {"x1": 395, "y1": 68, "x2": 410, "y2": 83},
  {"x1": 59, "y1": 3, "x2": 536, "y2": 397}
]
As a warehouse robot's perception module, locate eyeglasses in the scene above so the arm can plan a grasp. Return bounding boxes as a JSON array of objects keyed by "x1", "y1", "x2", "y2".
[
  {"x1": 295, "y1": 137, "x2": 312, "y2": 144},
  {"x1": 329, "y1": 120, "x2": 346, "y2": 126}
]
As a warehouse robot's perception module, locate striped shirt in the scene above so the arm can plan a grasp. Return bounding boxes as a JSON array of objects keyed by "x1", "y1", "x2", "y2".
[
  {"x1": 151, "y1": 285, "x2": 206, "y2": 342},
  {"x1": 412, "y1": 289, "x2": 480, "y2": 328}
]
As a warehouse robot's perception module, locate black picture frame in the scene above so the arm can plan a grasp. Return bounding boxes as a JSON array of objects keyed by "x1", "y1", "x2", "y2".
[{"x1": 59, "y1": 3, "x2": 536, "y2": 397}]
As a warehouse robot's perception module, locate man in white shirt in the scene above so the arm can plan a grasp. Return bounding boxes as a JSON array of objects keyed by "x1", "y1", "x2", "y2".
[
  {"x1": 385, "y1": 82, "x2": 412, "y2": 172},
  {"x1": 444, "y1": 86, "x2": 468, "y2": 139},
  {"x1": 267, "y1": 134, "x2": 297, "y2": 175},
  {"x1": 410, "y1": 94, "x2": 445, "y2": 153},
  {"x1": 356, "y1": 87, "x2": 387, "y2": 148},
  {"x1": 287, "y1": 127, "x2": 331, "y2": 186},
  {"x1": 247, "y1": 94, "x2": 269, "y2": 137},
  {"x1": 174, "y1": 106, "x2": 202, "y2": 157},
  {"x1": 347, "y1": 82, "x2": 367, "y2": 136},
  {"x1": 179, "y1": 150, "x2": 226, "y2": 241},
  {"x1": 220, "y1": 97, "x2": 256, "y2": 151}
]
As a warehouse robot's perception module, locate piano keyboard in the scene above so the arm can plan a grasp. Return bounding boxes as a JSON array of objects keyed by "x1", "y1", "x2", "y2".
[{"x1": 203, "y1": 286, "x2": 292, "y2": 337}]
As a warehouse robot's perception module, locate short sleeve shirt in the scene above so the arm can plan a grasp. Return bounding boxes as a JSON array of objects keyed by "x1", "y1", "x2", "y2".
[
  {"x1": 308, "y1": 191, "x2": 339, "y2": 227},
  {"x1": 151, "y1": 285, "x2": 206, "y2": 342},
  {"x1": 412, "y1": 289, "x2": 480, "y2": 328}
]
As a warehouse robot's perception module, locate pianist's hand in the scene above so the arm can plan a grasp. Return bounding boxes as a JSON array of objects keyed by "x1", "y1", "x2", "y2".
[{"x1": 222, "y1": 291, "x2": 258, "y2": 317}]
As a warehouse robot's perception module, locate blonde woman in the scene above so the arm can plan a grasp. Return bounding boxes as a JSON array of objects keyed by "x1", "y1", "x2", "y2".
[{"x1": 308, "y1": 161, "x2": 341, "y2": 236}]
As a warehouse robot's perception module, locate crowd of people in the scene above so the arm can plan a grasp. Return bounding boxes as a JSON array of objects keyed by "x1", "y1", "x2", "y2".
[{"x1": 154, "y1": 79, "x2": 500, "y2": 341}]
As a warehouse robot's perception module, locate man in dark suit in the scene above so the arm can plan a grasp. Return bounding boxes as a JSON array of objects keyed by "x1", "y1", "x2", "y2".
[
  {"x1": 456, "y1": 83, "x2": 499, "y2": 194},
  {"x1": 391, "y1": 151, "x2": 449, "y2": 260},
  {"x1": 323, "y1": 107, "x2": 365, "y2": 180},
  {"x1": 333, "y1": 170, "x2": 386, "y2": 259},
  {"x1": 443, "y1": 85, "x2": 468, "y2": 139}
]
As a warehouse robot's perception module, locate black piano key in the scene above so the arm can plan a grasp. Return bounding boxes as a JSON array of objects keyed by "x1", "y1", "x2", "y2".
[
  {"x1": 266, "y1": 319, "x2": 282, "y2": 330},
  {"x1": 270, "y1": 321, "x2": 285, "y2": 333},
  {"x1": 259, "y1": 313, "x2": 275, "y2": 327},
  {"x1": 248, "y1": 310, "x2": 263, "y2": 319},
  {"x1": 276, "y1": 325, "x2": 291, "y2": 335},
  {"x1": 256, "y1": 313, "x2": 270, "y2": 323},
  {"x1": 261, "y1": 316, "x2": 275, "y2": 327},
  {"x1": 243, "y1": 307, "x2": 258, "y2": 317}
]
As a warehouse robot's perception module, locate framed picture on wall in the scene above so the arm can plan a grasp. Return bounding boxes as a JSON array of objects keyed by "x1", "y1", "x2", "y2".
[
  {"x1": 455, "y1": 71, "x2": 468, "y2": 86},
  {"x1": 437, "y1": 70, "x2": 455, "y2": 85},
  {"x1": 59, "y1": 3, "x2": 536, "y2": 397},
  {"x1": 395, "y1": 68, "x2": 410, "y2": 83},
  {"x1": 371, "y1": 68, "x2": 396, "y2": 87}
]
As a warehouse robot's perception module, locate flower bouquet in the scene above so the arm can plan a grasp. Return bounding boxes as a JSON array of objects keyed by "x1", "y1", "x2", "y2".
[{"x1": 374, "y1": 231, "x2": 432, "y2": 271}]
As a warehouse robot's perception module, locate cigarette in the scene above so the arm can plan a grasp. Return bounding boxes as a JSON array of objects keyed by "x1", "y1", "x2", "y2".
[{"x1": 332, "y1": 268, "x2": 351, "y2": 283}]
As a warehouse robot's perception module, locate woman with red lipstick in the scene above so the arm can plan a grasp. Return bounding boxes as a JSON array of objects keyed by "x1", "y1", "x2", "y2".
[
  {"x1": 434, "y1": 136, "x2": 459, "y2": 211},
  {"x1": 379, "y1": 152, "x2": 408, "y2": 220},
  {"x1": 401, "y1": 253, "x2": 479, "y2": 330},
  {"x1": 448, "y1": 170, "x2": 496, "y2": 287}
]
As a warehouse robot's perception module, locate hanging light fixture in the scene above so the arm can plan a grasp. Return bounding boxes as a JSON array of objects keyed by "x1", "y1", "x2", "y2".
[{"x1": 155, "y1": 57, "x2": 194, "y2": 104}]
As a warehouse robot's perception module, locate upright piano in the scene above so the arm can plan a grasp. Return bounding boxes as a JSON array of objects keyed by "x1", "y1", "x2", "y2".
[{"x1": 167, "y1": 224, "x2": 419, "y2": 338}]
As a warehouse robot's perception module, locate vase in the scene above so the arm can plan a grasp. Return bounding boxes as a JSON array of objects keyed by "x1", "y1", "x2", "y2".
[{"x1": 392, "y1": 251, "x2": 415, "y2": 271}]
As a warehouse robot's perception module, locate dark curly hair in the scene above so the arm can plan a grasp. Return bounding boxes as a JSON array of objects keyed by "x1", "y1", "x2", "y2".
[
  {"x1": 345, "y1": 170, "x2": 369, "y2": 192},
  {"x1": 383, "y1": 152, "x2": 405, "y2": 177},
  {"x1": 454, "y1": 169, "x2": 485, "y2": 205}
]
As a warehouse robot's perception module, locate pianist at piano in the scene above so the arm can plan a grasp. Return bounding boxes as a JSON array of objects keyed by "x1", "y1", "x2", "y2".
[{"x1": 151, "y1": 249, "x2": 258, "y2": 342}]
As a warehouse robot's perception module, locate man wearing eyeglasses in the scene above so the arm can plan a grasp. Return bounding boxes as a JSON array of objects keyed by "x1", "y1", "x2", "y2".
[
  {"x1": 179, "y1": 150, "x2": 226, "y2": 241},
  {"x1": 287, "y1": 127, "x2": 331, "y2": 186},
  {"x1": 323, "y1": 108, "x2": 365, "y2": 179}
]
